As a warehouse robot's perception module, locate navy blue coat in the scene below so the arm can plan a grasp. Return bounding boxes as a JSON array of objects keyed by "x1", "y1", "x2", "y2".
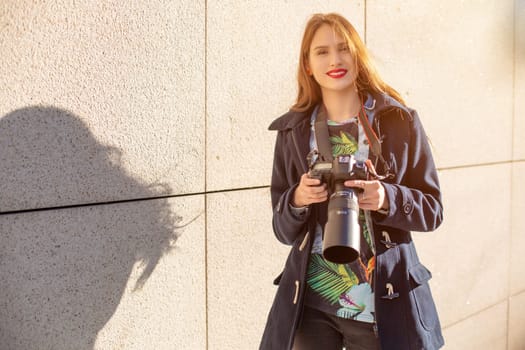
[{"x1": 260, "y1": 91, "x2": 444, "y2": 350}]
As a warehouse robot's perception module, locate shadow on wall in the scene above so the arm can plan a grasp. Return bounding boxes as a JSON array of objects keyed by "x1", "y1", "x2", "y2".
[{"x1": 0, "y1": 106, "x2": 181, "y2": 349}]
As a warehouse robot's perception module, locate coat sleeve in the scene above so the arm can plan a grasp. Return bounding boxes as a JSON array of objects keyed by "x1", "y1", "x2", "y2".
[
  {"x1": 270, "y1": 130, "x2": 309, "y2": 245},
  {"x1": 373, "y1": 109, "x2": 443, "y2": 232}
]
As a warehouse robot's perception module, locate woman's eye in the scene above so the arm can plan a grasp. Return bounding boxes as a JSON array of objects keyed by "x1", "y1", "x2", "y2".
[
  {"x1": 339, "y1": 45, "x2": 349, "y2": 52},
  {"x1": 316, "y1": 50, "x2": 328, "y2": 55}
]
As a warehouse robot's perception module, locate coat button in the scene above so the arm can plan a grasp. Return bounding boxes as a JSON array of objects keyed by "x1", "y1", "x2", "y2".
[
  {"x1": 299, "y1": 232, "x2": 310, "y2": 251},
  {"x1": 381, "y1": 282, "x2": 399, "y2": 300},
  {"x1": 293, "y1": 281, "x2": 300, "y2": 304},
  {"x1": 403, "y1": 203, "x2": 412, "y2": 214},
  {"x1": 380, "y1": 231, "x2": 396, "y2": 249}
]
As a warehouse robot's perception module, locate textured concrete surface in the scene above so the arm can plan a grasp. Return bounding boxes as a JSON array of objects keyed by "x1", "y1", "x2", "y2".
[
  {"x1": 206, "y1": 1, "x2": 364, "y2": 191},
  {"x1": 441, "y1": 301, "x2": 508, "y2": 350},
  {"x1": 0, "y1": 1, "x2": 205, "y2": 212},
  {"x1": 0, "y1": 1, "x2": 523, "y2": 349},
  {"x1": 0, "y1": 196, "x2": 205, "y2": 350},
  {"x1": 413, "y1": 164, "x2": 511, "y2": 327},
  {"x1": 366, "y1": 0, "x2": 514, "y2": 169},
  {"x1": 206, "y1": 188, "x2": 289, "y2": 350}
]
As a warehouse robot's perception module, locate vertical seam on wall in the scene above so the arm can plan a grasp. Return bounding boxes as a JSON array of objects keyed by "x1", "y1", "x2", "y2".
[
  {"x1": 511, "y1": 0, "x2": 517, "y2": 162},
  {"x1": 204, "y1": 0, "x2": 209, "y2": 348},
  {"x1": 508, "y1": 1, "x2": 516, "y2": 348}
]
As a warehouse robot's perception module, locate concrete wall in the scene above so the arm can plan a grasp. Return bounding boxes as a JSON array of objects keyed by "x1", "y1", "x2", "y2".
[{"x1": 0, "y1": 1, "x2": 523, "y2": 349}]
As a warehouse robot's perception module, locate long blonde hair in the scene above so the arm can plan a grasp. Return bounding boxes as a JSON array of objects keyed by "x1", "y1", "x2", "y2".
[{"x1": 292, "y1": 13, "x2": 405, "y2": 112}]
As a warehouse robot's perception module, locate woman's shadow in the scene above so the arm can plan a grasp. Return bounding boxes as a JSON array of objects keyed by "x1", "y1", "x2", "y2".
[{"x1": 0, "y1": 106, "x2": 184, "y2": 349}]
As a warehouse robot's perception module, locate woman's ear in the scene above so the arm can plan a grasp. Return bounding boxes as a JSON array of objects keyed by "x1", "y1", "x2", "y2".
[{"x1": 305, "y1": 63, "x2": 312, "y2": 76}]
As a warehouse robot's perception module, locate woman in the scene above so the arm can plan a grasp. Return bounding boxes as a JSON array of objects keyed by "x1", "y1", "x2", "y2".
[{"x1": 260, "y1": 13, "x2": 444, "y2": 350}]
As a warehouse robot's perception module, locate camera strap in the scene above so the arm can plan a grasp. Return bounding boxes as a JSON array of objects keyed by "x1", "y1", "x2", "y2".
[{"x1": 313, "y1": 105, "x2": 334, "y2": 162}]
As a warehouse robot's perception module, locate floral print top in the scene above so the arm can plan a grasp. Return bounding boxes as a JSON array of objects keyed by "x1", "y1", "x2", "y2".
[{"x1": 304, "y1": 116, "x2": 376, "y2": 323}]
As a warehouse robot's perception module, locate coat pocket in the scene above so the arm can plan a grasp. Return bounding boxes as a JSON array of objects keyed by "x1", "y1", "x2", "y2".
[{"x1": 408, "y1": 263, "x2": 440, "y2": 331}]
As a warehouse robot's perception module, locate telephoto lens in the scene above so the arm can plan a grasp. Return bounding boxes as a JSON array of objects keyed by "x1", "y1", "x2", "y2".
[{"x1": 322, "y1": 182, "x2": 361, "y2": 264}]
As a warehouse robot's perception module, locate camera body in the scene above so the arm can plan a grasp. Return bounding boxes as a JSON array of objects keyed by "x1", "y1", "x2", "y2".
[
  {"x1": 308, "y1": 152, "x2": 368, "y2": 264},
  {"x1": 308, "y1": 153, "x2": 368, "y2": 187}
]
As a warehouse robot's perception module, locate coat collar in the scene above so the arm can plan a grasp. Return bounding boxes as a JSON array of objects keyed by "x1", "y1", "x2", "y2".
[
  {"x1": 268, "y1": 109, "x2": 309, "y2": 131},
  {"x1": 268, "y1": 91, "x2": 411, "y2": 132}
]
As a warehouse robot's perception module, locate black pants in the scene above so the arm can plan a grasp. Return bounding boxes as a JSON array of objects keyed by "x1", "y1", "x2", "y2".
[{"x1": 293, "y1": 306, "x2": 380, "y2": 350}]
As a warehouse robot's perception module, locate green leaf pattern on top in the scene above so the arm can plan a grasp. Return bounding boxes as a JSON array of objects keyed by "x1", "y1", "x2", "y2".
[
  {"x1": 307, "y1": 254, "x2": 359, "y2": 305},
  {"x1": 329, "y1": 131, "x2": 358, "y2": 157},
  {"x1": 360, "y1": 211, "x2": 373, "y2": 254}
]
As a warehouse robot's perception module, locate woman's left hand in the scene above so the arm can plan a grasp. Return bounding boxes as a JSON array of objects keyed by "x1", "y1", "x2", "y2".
[{"x1": 344, "y1": 179, "x2": 389, "y2": 212}]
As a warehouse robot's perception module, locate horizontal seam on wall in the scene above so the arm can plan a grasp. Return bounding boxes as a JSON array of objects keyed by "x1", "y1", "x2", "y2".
[
  {"x1": 2, "y1": 159, "x2": 524, "y2": 216},
  {"x1": 0, "y1": 185, "x2": 270, "y2": 216},
  {"x1": 441, "y1": 297, "x2": 511, "y2": 330},
  {"x1": 438, "y1": 159, "x2": 524, "y2": 172}
]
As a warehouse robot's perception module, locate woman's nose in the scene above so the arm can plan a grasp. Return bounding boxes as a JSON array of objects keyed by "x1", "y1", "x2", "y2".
[{"x1": 330, "y1": 51, "x2": 342, "y2": 66}]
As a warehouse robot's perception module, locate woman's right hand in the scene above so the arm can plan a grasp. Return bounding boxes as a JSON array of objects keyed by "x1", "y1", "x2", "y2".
[{"x1": 292, "y1": 173, "x2": 329, "y2": 207}]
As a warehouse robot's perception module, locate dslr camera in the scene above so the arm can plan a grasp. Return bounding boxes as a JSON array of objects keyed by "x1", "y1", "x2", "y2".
[{"x1": 308, "y1": 151, "x2": 368, "y2": 264}]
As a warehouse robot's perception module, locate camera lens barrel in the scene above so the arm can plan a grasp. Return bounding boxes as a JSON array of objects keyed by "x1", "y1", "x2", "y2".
[{"x1": 322, "y1": 186, "x2": 361, "y2": 264}]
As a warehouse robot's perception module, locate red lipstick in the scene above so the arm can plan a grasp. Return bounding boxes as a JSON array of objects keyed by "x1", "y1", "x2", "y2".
[{"x1": 326, "y1": 69, "x2": 348, "y2": 79}]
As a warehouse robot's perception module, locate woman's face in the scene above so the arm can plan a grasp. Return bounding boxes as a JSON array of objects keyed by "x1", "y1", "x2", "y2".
[{"x1": 307, "y1": 24, "x2": 357, "y2": 95}]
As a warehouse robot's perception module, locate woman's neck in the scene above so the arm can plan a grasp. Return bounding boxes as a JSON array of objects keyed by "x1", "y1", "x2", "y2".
[{"x1": 321, "y1": 88, "x2": 361, "y2": 123}]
